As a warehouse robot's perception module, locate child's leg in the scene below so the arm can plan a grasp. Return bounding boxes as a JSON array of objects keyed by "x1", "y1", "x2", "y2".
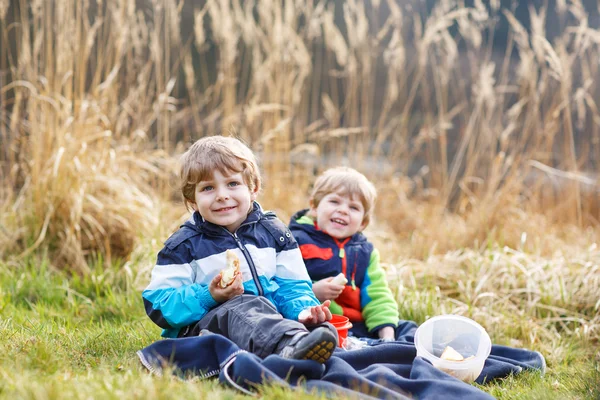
[
  {"x1": 349, "y1": 320, "x2": 419, "y2": 342},
  {"x1": 348, "y1": 321, "x2": 374, "y2": 339},
  {"x1": 395, "y1": 320, "x2": 418, "y2": 342},
  {"x1": 184, "y1": 294, "x2": 310, "y2": 358}
]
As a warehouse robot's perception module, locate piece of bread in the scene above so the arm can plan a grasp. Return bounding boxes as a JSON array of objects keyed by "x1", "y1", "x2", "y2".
[
  {"x1": 298, "y1": 309, "x2": 311, "y2": 321},
  {"x1": 220, "y1": 250, "x2": 240, "y2": 288},
  {"x1": 331, "y1": 272, "x2": 348, "y2": 286},
  {"x1": 440, "y1": 345, "x2": 464, "y2": 361}
]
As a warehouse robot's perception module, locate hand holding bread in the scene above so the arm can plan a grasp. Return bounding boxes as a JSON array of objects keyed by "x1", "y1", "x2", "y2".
[
  {"x1": 330, "y1": 272, "x2": 348, "y2": 286},
  {"x1": 220, "y1": 250, "x2": 241, "y2": 288},
  {"x1": 312, "y1": 274, "x2": 346, "y2": 302},
  {"x1": 209, "y1": 250, "x2": 244, "y2": 303},
  {"x1": 297, "y1": 300, "x2": 333, "y2": 325}
]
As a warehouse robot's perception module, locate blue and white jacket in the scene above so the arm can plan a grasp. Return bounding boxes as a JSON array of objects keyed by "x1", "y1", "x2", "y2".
[{"x1": 143, "y1": 202, "x2": 320, "y2": 338}]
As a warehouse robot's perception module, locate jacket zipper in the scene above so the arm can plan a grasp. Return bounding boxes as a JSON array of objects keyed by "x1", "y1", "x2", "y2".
[
  {"x1": 222, "y1": 223, "x2": 264, "y2": 297},
  {"x1": 334, "y1": 237, "x2": 353, "y2": 289}
]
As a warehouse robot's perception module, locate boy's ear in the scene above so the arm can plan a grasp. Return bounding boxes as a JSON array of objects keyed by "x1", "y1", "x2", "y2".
[
  {"x1": 359, "y1": 220, "x2": 368, "y2": 232},
  {"x1": 188, "y1": 200, "x2": 198, "y2": 212},
  {"x1": 250, "y1": 184, "x2": 260, "y2": 201},
  {"x1": 308, "y1": 199, "x2": 317, "y2": 216}
]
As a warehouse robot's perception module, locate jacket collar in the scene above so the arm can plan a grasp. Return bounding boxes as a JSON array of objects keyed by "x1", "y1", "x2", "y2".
[{"x1": 184, "y1": 201, "x2": 263, "y2": 235}]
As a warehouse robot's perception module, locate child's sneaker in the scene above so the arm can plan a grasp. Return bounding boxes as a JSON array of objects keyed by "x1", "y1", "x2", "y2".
[{"x1": 278, "y1": 327, "x2": 337, "y2": 363}]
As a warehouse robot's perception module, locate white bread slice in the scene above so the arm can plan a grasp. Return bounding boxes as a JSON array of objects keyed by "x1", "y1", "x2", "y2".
[
  {"x1": 220, "y1": 250, "x2": 240, "y2": 288},
  {"x1": 331, "y1": 272, "x2": 348, "y2": 286},
  {"x1": 440, "y1": 346, "x2": 464, "y2": 361}
]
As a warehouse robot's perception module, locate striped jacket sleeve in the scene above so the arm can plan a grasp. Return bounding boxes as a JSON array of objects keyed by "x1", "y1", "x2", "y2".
[
  {"x1": 360, "y1": 248, "x2": 399, "y2": 332},
  {"x1": 267, "y1": 221, "x2": 320, "y2": 320},
  {"x1": 271, "y1": 245, "x2": 321, "y2": 320},
  {"x1": 142, "y1": 244, "x2": 218, "y2": 330}
]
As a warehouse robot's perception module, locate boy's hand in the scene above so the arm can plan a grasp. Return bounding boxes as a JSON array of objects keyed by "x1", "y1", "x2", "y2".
[
  {"x1": 378, "y1": 326, "x2": 395, "y2": 341},
  {"x1": 209, "y1": 272, "x2": 244, "y2": 303},
  {"x1": 313, "y1": 277, "x2": 345, "y2": 302},
  {"x1": 298, "y1": 300, "x2": 332, "y2": 326}
]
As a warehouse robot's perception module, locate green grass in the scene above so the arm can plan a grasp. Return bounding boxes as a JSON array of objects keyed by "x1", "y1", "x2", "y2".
[
  {"x1": 484, "y1": 365, "x2": 600, "y2": 400},
  {"x1": 0, "y1": 255, "x2": 597, "y2": 399}
]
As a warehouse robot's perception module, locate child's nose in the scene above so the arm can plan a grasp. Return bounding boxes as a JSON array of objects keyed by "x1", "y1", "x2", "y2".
[{"x1": 216, "y1": 187, "x2": 229, "y2": 200}]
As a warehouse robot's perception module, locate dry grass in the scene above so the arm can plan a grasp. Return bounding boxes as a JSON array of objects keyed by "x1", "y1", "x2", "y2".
[
  {"x1": 0, "y1": 0, "x2": 181, "y2": 272},
  {"x1": 378, "y1": 240, "x2": 600, "y2": 348}
]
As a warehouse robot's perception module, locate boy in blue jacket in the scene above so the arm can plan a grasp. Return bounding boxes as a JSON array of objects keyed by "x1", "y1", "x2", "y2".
[
  {"x1": 143, "y1": 136, "x2": 337, "y2": 363},
  {"x1": 289, "y1": 167, "x2": 400, "y2": 341}
]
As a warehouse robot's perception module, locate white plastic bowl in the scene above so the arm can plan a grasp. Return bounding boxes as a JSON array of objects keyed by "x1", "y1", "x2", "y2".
[{"x1": 414, "y1": 315, "x2": 492, "y2": 383}]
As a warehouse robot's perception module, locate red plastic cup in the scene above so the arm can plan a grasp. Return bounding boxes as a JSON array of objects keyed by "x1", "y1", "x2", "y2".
[{"x1": 329, "y1": 314, "x2": 353, "y2": 347}]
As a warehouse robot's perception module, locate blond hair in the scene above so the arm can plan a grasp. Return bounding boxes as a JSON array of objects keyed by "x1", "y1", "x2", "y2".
[
  {"x1": 180, "y1": 136, "x2": 261, "y2": 209},
  {"x1": 310, "y1": 167, "x2": 377, "y2": 226}
]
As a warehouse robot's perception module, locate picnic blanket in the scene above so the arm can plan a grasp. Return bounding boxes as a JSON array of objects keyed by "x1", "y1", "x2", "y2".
[{"x1": 137, "y1": 320, "x2": 546, "y2": 399}]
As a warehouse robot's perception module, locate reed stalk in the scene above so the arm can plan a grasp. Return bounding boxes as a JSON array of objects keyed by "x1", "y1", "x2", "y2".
[{"x1": 1, "y1": 0, "x2": 599, "y2": 270}]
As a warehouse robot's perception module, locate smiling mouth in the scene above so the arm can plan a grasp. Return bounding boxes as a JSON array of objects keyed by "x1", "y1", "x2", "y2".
[
  {"x1": 214, "y1": 206, "x2": 236, "y2": 212},
  {"x1": 331, "y1": 218, "x2": 347, "y2": 226}
]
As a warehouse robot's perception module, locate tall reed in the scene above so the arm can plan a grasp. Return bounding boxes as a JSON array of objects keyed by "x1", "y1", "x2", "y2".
[
  {"x1": 178, "y1": 0, "x2": 600, "y2": 251},
  {"x1": 0, "y1": 0, "x2": 184, "y2": 271},
  {"x1": 1, "y1": 0, "x2": 599, "y2": 270}
]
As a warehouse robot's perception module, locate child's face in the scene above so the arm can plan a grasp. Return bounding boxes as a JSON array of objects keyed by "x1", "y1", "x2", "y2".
[
  {"x1": 192, "y1": 169, "x2": 258, "y2": 232},
  {"x1": 310, "y1": 192, "x2": 366, "y2": 239}
]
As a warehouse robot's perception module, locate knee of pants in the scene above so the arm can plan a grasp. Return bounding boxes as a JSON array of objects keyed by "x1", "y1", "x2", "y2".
[
  {"x1": 242, "y1": 294, "x2": 276, "y2": 308},
  {"x1": 222, "y1": 294, "x2": 260, "y2": 306},
  {"x1": 223, "y1": 294, "x2": 278, "y2": 313}
]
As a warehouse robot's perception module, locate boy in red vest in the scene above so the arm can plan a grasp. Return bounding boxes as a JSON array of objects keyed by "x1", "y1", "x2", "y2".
[{"x1": 289, "y1": 167, "x2": 399, "y2": 341}]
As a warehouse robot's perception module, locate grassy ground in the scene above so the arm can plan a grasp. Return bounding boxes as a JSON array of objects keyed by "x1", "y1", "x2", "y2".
[
  {"x1": 1, "y1": 241, "x2": 598, "y2": 400},
  {"x1": 1, "y1": 0, "x2": 600, "y2": 398}
]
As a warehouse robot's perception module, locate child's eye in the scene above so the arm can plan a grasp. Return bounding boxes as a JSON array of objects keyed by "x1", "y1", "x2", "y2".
[
  {"x1": 200, "y1": 185, "x2": 213, "y2": 192},
  {"x1": 350, "y1": 206, "x2": 360, "y2": 211},
  {"x1": 228, "y1": 181, "x2": 241, "y2": 187},
  {"x1": 329, "y1": 199, "x2": 339, "y2": 204}
]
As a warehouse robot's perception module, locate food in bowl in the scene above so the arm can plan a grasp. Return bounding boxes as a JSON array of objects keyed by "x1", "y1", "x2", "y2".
[
  {"x1": 414, "y1": 315, "x2": 492, "y2": 383},
  {"x1": 440, "y1": 346, "x2": 475, "y2": 362},
  {"x1": 440, "y1": 346, "x2": 464, "y2": 361},
  {"x1": 438, "y1": 345, "x2": 478, "y2": 380}
]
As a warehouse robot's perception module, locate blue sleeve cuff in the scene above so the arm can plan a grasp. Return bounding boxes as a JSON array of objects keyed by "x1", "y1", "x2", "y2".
[{"x1": 198, "y1": 288, "x2": 219, "y2": 310}]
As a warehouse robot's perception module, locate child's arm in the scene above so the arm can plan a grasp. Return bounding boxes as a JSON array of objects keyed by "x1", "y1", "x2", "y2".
[
  {"x1": 378, "y1": 326, "x2": 395, "y2": 340},
  {"x1": 270, "y1": 246, "x2": 325, "y2": 321},
  {"x1": 360, "y1": 248, "x2": 399, "y2": 337},
  {"x1": 143, "y1": 246, "x2": 226, "y2": 331},
  {"x1": 263, "y1": 217, "x2": 327, "y2": 321}
]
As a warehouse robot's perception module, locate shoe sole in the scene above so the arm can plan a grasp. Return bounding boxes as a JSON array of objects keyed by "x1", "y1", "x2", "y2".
[{"x1": 291, "y1": 329, "x2": 336, "y2": 363}]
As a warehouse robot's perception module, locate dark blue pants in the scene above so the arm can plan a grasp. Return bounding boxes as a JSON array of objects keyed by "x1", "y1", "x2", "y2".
[{"x1": 349, "y1": 320, "x2": 418, "y2": 342}]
